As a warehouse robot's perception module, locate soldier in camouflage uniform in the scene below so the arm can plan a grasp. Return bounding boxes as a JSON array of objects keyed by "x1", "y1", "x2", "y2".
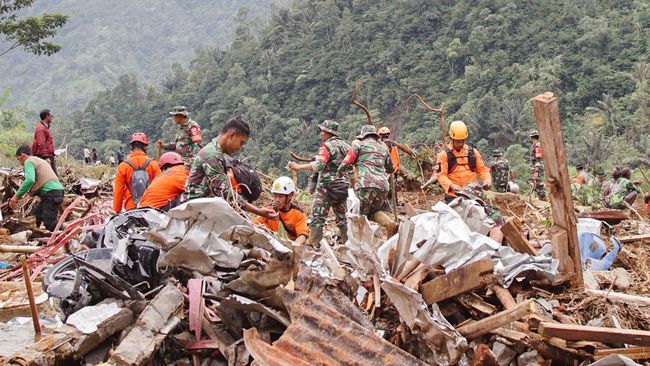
[
  {"x1": 288, "y1": 120, "x2": 350, "y2": 245},
  {"x1": 184, "y1": 116, "x2": 276, "y2": 219},
  {"x1": 490, "y1": 149, "x2": 510, "y2": 193},
  {"x1": 157, "y1": 106, "x2": 203, "y2": 164},
  {"x1": 529, "y1": 130, "x2": 546, "y2": 200},
  {"x1": 337, "y1": 125, "x2": 394, "y2": 218}
]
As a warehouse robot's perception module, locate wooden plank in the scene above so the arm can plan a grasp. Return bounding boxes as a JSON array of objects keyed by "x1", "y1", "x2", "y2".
[
  {"x1": 595, "y1": 347, "x2": 650, "y2": 360},
  {"x1": 618, "y1": 234, "x2": 650, "y2": 243},
  {"x1": 457, "y1": 293, "x2": 497, "y2": 315},
  {"x1": 539, "y1": 322, "x2": 650, "y2": 346},
  {"x1": 458, "y1": 300, "x2": 535, "y2": 339},
  {"x1": 532, "y1": 93, "x2": 583, "y2": 287},
  {"x1": 491, "y1": 285, "x2": 516, "y2": 310},
  {"x1": 549, "y1": 225, "x2": 573, "y2": 274},
  {"x1": 500, "y1": 218, "x2": 537, "y2": 256},
  {"x1": 586, "y1": 288, "x2": 650, "y2": 307},
  {"x1": 421, "y1": 259, "x2": 495, "y2": 305}
]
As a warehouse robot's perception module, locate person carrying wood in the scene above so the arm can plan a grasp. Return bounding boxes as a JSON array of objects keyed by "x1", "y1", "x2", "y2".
[
  {"x1": 156, "y1": 106, "x2": 203, "y2": 165},
  {"x1": 138, "y1": 152, "x2": 188, "y2": 211},
  {"x1": 254, "y1": 176, "x2": 309, "y2": 246},
  {"x1": 436, "y1": 121, "x2": 491, "y2": 203},
  {"x1": 9, "y1": 145, "x2": 65, "y2": 232},
  {"x1": 288, "y1": 120, "x2": 350, "y2": 245}
]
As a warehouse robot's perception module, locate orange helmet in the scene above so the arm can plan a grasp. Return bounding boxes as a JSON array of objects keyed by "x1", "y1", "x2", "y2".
[
  {"x1": 159, "y1": 152, "x2": 183, "y2": 168},
  {"x1": 130, "y1": 132, "x2": 149, "y2": 145}
]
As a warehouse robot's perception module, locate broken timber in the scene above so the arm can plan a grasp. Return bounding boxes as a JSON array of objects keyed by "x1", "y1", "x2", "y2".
[
  {"x1": 531, "y1": 92, "x2": 583, "y2": 287},
  {"x1": 618, "y1": 233, "x2": 650, "y2": 243},
  {"x1": 539, "y1": 322, "x2": 650, "y2": 346},
  {"x1": 421, "y1": 259, "x2": 494, "y2": 305},
  {"x1": 458, "y1": 300, "x2": 535, "y2": 339},
  {"x1": 595, "y1": 347, "x2": 650, "y2": 361},
  {"x1": 500, "y1": 218, "x2": 537, "y2": 256},
  {"x1": 585, "y1": 288, "x2": 650, "y2": 307}
]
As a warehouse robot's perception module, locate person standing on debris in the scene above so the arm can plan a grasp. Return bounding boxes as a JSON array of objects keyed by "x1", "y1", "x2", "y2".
[
  {"x1": 92, "y1": 148, "x2": 99, "y2": 164},
  {"x1": 608, "y1": 168, "x2": 641, "y2": 209},
  {"x1": 255, "y1": 176, "x2": 309, "y2": 245},
  {"x1": 113, "y1": 133, "x2": 161, "y2": 213},
  {"x1": 83, "y1": 147, "x2": 91, "y2": 165},
  {"x1": 338, "y1": 125, "x2": 394, "y2": 223},
  {"x1": 116, "y1": 147, "x2": 124, "y2": 164},
  {"x1": 109, "y1": 155, "x2": 116, "y2": 167},
  {"x1": 9, "y1": 145, "x2": 64, "y2": 232},
  {"x1": 436, "y1": 121, "x2": 491, "y2": 203},
  {"x1": 139, "y1": 152, "x2": 188, "y2": 211},
  {"x1": 31, "y1": 109, "x2": 57, "y2": 175},
  {"x1": 529, "y1": 130, "x2": 546, "y2": 200},
  {"x1": 490, "y1": 149, "x2": 509, "y2": 193},
  {"x1": 184, "y1": 116, "x2": 277, "y2": 220},
  {"x1": 378, "y1": 127, "x2": 416, "y2": 174},
  {"x1": 157, "y1": 106, "x2": 203, "y2": 165},
  {"x1": 288, "y1": 120, "x2": 350, "y2": 245}
]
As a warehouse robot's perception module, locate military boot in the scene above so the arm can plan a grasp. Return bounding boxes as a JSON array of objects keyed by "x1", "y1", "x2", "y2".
[{"x1": 308, "y1": 226, "x2": 323, "y2": 248}]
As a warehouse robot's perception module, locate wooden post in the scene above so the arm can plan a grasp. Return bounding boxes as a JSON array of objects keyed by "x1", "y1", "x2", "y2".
[
  {"x1": 20, "y1": 255, "x2": 41, "y2": 338},
  {"x1": 531, "y1": 92, "x2": 583, "y2": 287}
]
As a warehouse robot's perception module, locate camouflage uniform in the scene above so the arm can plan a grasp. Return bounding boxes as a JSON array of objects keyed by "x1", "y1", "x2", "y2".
[
  {"x1": 309, "y1": 121, "x2": 350, "y2": 233},
  {"x1": 338, "y1": 125, "x2": 394, "y2": 218},
  {"x1": 184, "y1": 139, "x2": 238, "y2": 202},
  {"x1": 165, "y1": 107, "x2": 203, "y2": 164},
  {"x1": 490, "y1": 150, "x2": 509, "y2": 193},
  {"x1": 530, "y1": 134, "x2": 546, "y2": 200}
]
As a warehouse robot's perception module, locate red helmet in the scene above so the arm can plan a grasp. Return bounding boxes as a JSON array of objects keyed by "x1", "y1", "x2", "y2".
[
  {"x1": 130, "y1": 132, "x2": 148, "y2": 145},
  {"x1": 159, "y1": 152, "x2": 183, "y2": 168}
]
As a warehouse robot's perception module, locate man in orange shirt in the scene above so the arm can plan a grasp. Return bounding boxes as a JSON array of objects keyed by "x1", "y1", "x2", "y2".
[
  {"x1": 113, "y1": 133, "x2": 161, "y2": 213},
  {"x1": 255, "y1": 176, "x2": 309, "y2": 245},
  {"x1": 436, "y1": 121, "x2": 491, "y2": 203},
  {"x1": 139, "y1": 152, "x2": 189, "y2": 211}
]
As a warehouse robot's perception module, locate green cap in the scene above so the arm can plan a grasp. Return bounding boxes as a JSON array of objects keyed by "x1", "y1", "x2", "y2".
[
  {"x1": 360, "y1": 124, "x2": 379, "y2": 139},
  {"x1": 169, "y1": 106, "x2": 189, "y2": 117},
  {"x1": 318, "y1": 120, "x2": 340, "y2": 136}
]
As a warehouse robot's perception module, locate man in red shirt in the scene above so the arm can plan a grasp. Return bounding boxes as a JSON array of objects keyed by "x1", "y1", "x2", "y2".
[
  {"x1": 32, "y1": 109, "x2": 57, "y2": 175},
  {"x1": 113, "y1": 133, "x2": 161, "y2": 213},
  {"x1": 139, "y1": 152, "x2": 189, "y2": 211}
]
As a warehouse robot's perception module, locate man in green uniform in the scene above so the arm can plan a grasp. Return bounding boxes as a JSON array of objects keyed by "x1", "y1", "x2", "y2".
[
  {"x1": 337, "y1": 125, "x2": 394, "y2": 218},
  {"x1": 529, "y1": 130, "x2": 546, "y2": 200},
  {"x1": 157, "y1": 106, "x2": 203, "y2": 164},
  {"x1": 9, "y1": 145, "x2": 65, "y2": 232},
  {"x1": 490, "y1": 149, "x2": 509, "y2": 193},
  {"x1": 184, "y1": 116, "x2": 276, "y2": 220},
  {"x1": 288, "y1": 120, "x2": 350, "y2": 245}
]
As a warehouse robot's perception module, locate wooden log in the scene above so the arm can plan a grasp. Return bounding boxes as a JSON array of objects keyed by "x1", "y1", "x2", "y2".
[
  {"x1": 500, "y1": 218, "x2": 537, "y2": 256},
  {"x1": 618, "y1": 234, "x2": 650, "y2": 243},
  {"x1": 595, "y1": 347, "x2": 650, "y2": 360},
  {"x1": 586, "y1": 288, "x2": 650, "y2": 307},
  {"x1": 539, "y1": 322, "x2": 650, "y2": 346},
  {"x1": 421, "y1": 259, "x2": 494, "y2": 305},
  {"x1": 0, "y1": 245, "x2": 39, "y2": 253},
  {"x1": 457, "y1": 300, "x2": 535, "y2": 339},
  {"x1": 531, "y1": 93, "x2": 583, "y2": 287},
  {"x1": 491, "y1": 285, "x2": 516, "y2": 310}
]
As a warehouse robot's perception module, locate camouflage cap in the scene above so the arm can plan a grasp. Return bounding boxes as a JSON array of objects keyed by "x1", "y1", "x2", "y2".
[
  {"x1": 318, "y1": 119, "x2": 340, "y2": 136},
  {"x1": 456, "y1": 183, "x2": 485, "y2": 204},
  {"x1": 169, "y1": 106, "x2": 189, "y2": 117},
  {"x1": 529, "y1": 129, "x2": 539, "y2": 137},
  {"x1": 360, "y1": 124, "x2": 379, "y2": 139},
  {"x1": 492, "y1": 149, "x2": 503, "y2": 157}
]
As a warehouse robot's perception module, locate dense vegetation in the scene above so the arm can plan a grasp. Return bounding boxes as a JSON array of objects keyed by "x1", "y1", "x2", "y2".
[
  {"x1": 34, "y1": 0, "x2": 650, "y2": 184},
  {"x1": 0, "y1": 0, "x2": 288, "y2": 111}
]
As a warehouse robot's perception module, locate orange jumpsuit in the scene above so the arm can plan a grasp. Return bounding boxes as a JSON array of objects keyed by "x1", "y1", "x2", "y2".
[
  {"x1": 255, "y1": 205, "x2": 309, "y2": 240},
  {"x1": 139, "y1": 165, "x2": 189, "y2": 209},
  {"x1": 436, "y1": 144, "x2": 491, "y2": 197},
  {"x1": 113, "y1": 151, "x2": 161, "y2": 212}
]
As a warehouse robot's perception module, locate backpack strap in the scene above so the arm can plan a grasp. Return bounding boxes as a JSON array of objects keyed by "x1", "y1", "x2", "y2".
[
  {"x1": 123, "y1": 159, "x2": 138, "y2": 171},
  {"x1": 445, "y1": 146, "x2": 477, "y2": 173},
  {"x1": 445, "y1": 147, "x2": 457, "y2": 173},
  {"x1": 277, "y1": 211, "x2": 298, "y2": 239},
  {"x1": 141, "y1": 158, "x2": 153, "y2": 171},
  {"x1": 467, "y1": 146, "x2": 477, "y2": 172},
  {"x1": 123, "y1": 158, "x2": 152, "y2": 171}
]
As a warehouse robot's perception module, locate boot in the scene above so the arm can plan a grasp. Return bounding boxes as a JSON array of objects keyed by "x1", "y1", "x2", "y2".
[
  {"x1": 308, "y1": 226, "x2": 323, "y2": 248},
  {"x1": 338, "y1": 224, "x2": 348, "y2": 244},
  {"x1": 373, "y1": 211, "x2": 399, "y2": 237}
]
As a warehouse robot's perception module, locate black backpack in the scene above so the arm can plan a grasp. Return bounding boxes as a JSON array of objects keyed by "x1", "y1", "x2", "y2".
[
  {"x1": 224, "y1": 157, "x2": 262, "y2": 203},
  {"x1": 445, "y1": 146, "x2": 477, "y2": 173}
]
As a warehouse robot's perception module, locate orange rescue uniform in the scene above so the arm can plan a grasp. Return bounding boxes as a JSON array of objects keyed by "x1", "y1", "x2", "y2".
[
  {"x1": 255, "y1": 205, "x2": 309, "y2": 241},
  {"x1": 436, "y1": 143, "x2": 491, "y2": 197},
  {"x1": 113, "y1": 151, "x2": 161, "y2": 212},
  {"x1": 138, "y1": 165, "x2": 189, "y2": 209}
]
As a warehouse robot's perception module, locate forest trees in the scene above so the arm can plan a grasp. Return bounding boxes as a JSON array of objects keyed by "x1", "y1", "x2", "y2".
[{"x1": 0, "y1": 0, "x2": 67, "y2": 57}]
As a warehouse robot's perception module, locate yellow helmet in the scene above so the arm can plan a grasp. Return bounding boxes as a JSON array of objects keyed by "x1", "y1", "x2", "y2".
[
  {"x1": 378, "y1": 126, "x2": 391, "y2": 135},
  {"x1": 449, "y1": 121, "x2": 468, "y2": 140}
]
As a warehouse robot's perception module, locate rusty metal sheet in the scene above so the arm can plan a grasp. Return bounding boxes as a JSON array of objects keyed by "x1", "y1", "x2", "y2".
[{"x1": 244, "y1": 286, "x2": 428, "y2": 366}]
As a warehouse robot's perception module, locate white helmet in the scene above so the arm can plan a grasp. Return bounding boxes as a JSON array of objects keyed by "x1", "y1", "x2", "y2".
[{"x1": 271, "y1": 176, "x2": 296, "y2": 195}]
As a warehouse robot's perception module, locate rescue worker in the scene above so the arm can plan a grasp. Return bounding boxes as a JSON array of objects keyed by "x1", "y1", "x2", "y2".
[
  {"x1": 113, "y1": 133, "x2": 161, "y2": 213},
  {"x1": 602, "y1": 168, "x2": 621, "y2": 207},
  {"x1": 9, "y1": 145, "x2": 64, "y2": 232},
  {"x1": 157, "y1": 106, "x2": 203, "y2": 164},
  {"x1": 255, "y1": 176, "x2": 309, "y2": 246},
  {"x1": 288, "y1": 120, "x2": 350, "y2": 245},
  {"x1": 436, "y1": 121, "x2": 491, "y2": 203},
  {"x1": 338, "y1": 125, "x2": 394, "y2": 218},
  {"x1": 139, "y1": 152, "x2": 189, "y2": 211},
  {"x1": 32, "y1": 109, "x2": 57, "y2": 175},
  {"x1": 576, "y1": 163, "x2": 590, "y2": 186},
  {"x1": 608, "y1": 168, "x2": 641, "y2": 209},
  {"x1": 378, "y1": 126, "x2": 416, "y2": 174},
  {"x1": 529, "y1": 130, "x2": 546, "y2": 200},
  {"x1": 184, "y1": 116, "x2": 277, "y2": 220},
  {"x1": 490, "y1": 149, "x2": 510, "y2": 193}
]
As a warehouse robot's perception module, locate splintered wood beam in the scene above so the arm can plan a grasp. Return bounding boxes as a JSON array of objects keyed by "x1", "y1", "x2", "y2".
[
  {"x1": 500, "y1": 218, "x2": 537, "y2": 256},
  {"x1": 457, "y1": 300, "x2": 535, "y2": 339},
  {"x1": 531, "y1": 92, "x2": 583, "y2": 287},
  {"x1": 421, "y1": 259, "x2": 495, "y2": 305},
  {"x1": 595, "y1": 347, "x2": 650, "y2": 361},
  {"x1": 539, "y1": 322, "x2": 650, "y2": 346},
  {"x1": 491, "y1": 284, "x2": 516, "y2": 310}
]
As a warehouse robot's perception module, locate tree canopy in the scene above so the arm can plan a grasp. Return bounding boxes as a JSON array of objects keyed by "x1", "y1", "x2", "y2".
[{"x1": 0, "y1": 0, "x2": 67, "y2": 57}]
